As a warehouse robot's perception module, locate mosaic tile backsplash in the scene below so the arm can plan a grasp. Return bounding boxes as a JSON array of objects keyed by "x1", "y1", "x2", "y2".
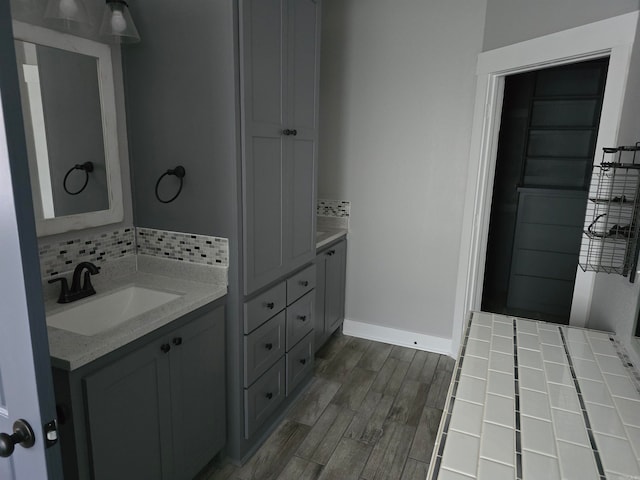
[
  {"x1": 39, "y1": 227, "x2": 135, "y2": 278},
  {"x1": 136, "y1": 227, "x2": 229, "y2": 266},
  {"x1": 317, "y1": 199, "x2": 351, "y2": 218}
]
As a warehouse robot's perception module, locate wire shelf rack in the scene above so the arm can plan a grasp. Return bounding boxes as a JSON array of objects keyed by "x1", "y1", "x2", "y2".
[{"x1": 579, "y1": 144, "x2": 640, "y2": 281}]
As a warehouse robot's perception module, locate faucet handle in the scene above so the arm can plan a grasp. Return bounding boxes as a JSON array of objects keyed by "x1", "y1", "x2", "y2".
[{"x1": 48, "y1": 277, "x2": 70, "y2": 304}]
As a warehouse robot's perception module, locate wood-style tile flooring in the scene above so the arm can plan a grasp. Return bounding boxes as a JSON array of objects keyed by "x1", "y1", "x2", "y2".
[{"x1": 200, "y1": 333, "x2": 455, "y2": 480}]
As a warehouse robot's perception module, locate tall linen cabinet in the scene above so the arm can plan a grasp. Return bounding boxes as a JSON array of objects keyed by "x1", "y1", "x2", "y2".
[{"x1": 124, "y1": 0, "x2": 321, "y2": 463}]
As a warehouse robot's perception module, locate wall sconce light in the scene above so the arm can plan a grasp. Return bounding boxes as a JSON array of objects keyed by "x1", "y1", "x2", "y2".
[
  {"x1": 99, "y1": 0, "x2": 140, "y2": 44},
  {"x1": 44, "y1": 0, "x2": 92, "y2": 32}
]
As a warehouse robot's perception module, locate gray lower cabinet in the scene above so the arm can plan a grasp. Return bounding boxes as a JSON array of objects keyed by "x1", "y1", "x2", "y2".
[
  {"x1": 315, "y1": 239, "x2": 347, "y2": 351},
  {"x1": 242, "y1": 264, "x2": 315, "y2": 439},
  {"x1": 53, "y1": 302, "x2": 226, "y2": 480}
]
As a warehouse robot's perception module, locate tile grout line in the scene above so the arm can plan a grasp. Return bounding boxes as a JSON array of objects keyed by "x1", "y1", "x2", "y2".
[
  {"x1": 431, "y1": 317, "x2": 473, "y2": 479},
  {"x1": 558, "y1": 327, "x2": 607, "y2": 480},
  {"x1": 513, "y1": 318, "x2": 523, "y2": 480}
]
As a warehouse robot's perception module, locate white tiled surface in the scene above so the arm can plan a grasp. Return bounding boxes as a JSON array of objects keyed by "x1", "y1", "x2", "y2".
[{"x1": 430, "y1": 312, "x2": 640, "y2": 480}]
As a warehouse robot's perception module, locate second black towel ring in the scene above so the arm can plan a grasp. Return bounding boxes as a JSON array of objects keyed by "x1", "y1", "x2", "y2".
[
  {"x1": 63, "y1": 162, "x2": 94, "y2": 195},
  {"x1": 155, "y1": 166, "x2": 186, "y2": 204}
]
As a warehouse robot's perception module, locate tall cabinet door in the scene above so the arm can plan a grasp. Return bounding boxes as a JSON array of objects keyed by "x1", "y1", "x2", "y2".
[
  {"x1": 242, "y1": 0, "x2": 287, "y2": 294},
  {"x1": 287, "y1": 0, "x2": 320, "y2": 269},
  {"x1": 170, "y1": 308, "x2": 226, "y2": 480},
  {"x1": 84, "y1": 342, "x2": 173, "y2": 480}
]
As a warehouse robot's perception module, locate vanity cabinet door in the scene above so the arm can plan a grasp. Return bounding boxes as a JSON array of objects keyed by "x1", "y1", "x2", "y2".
[
  {"x1": 315, "y1": 239, "x2": 347, "y2": 351},
  {"x1": 84, "y1": 340, "x2": 173, "y2": 480},
  {"x1": 169, "y1": 306, "x2": 226, "y2": 480},
  {"x1": 324, "y1": 240, "x2": 347, "y2": 333}
]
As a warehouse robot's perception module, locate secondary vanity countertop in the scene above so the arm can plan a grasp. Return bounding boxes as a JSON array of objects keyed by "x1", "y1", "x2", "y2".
[
  {"x1": 45, "y1": 256, "x2": 227, "y2": 371},
  {"x1": 429, "y1": 311, "x2": 640, "y2": 480},
  {"x1": 316, "y1": 228, "x2": 347, "y2": 250}
]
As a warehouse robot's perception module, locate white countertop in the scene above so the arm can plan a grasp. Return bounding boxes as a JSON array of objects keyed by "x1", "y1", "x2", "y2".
[
  {"x1": 429, "y1": 312, "x2": 640, "y2": 480},
  {"x1": 46, "y1": 256, "x2": 227, "y2": 371},
  {"x1": 316, "y1": 227, "x2": 347, "y2": 250}
]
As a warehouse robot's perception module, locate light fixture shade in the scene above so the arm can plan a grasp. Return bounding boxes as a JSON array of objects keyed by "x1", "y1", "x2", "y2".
[
  {"x1": 44, "y1": 0, "x2": 91, "y2": 30},
  {"x1": 100, "y1": 0, "x2": 140, "y2": 44}
]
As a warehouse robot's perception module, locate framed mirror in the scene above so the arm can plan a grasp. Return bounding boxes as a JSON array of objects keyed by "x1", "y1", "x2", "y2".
[{"x1": 12, "y1": 21, "x2": 123, "y2": 236}]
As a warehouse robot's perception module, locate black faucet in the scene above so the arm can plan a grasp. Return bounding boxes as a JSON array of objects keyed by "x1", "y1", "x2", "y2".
[{"x1": 48, "y1": 262, "x2": 100, "y2": 304}]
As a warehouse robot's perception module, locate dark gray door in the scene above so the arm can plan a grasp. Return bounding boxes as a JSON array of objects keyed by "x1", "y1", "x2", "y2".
[
  {"x1": 0, "y1": 3, "x2": 63, "y2": 477},
  {"x1": 84, "y1": 341, "x2": 173, "y2": 480},
  {"x1": 482, "y1": 58, "x2": 609, "y2": 323}
]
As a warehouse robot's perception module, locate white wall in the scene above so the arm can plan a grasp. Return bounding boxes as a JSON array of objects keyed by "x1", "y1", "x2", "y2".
[
  {"x1": 318, "y1": 0, "x2": 487, "y2": 342},
  {"x1": 589, "y1": 19, "x2": 640, "y2": 358},
  {"x1": 483, "y1": 0, "x2": 640, "y2": 51}
]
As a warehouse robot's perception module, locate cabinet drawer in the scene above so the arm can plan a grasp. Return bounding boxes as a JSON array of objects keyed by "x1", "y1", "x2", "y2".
[
  {"x1": 244, "y1": 357, "x2": 285, "y2": 439},
  {"x1": 286, "y1": 333, "x2": 314, "y2": 395},
  {"x1": 244, "y1": 311, "x2": 285, "y2": 387},
  {"x1": 244, "y1": 282, "x2": 286, "y2": 334},
  {"x1": 286, "y1": 264, "x2": 316, "y2": 305},
  {"x1": 286, "y1": 291, "x2": 314, "y2": 350}
]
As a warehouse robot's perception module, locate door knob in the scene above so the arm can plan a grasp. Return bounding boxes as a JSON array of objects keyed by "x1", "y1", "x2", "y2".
[{"x1": 0, "y1": 420, "x2": 36, "y2": 458}]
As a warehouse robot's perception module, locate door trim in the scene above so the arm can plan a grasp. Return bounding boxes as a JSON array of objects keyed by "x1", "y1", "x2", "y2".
[{"x1": 451, "y1": 12, "x2": 639, "y2": 355}]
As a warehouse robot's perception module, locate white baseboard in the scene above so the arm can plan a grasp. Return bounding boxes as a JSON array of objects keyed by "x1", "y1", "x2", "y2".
[{"x1": 342, "y1": 319, "x2": 454, "y2": 358}]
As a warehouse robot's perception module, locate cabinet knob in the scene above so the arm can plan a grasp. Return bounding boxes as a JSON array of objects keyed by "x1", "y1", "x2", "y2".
[
  {"x1": 299, "y1": 358, "x2": 307, "y2": 365},
  {"x1": 326, "y1": 250, "x2": 335, "y2": 256},
  {"x1": 172, "y1": 337, "x2": 183, "y2": 346},
  {"x1": 160, "y1": 344, "x2": 171, "y2": 354},
  {"x1": 265, "y1": 392, "x2": 274, "y2": 400},
  {"x1": 297, "y1": 315, "x2": 307, "y2": 322},
  {"x1": 299, "y1": 280, "x2": 309, "y2": 287},
  {"x1": 265, "y1": 302, "x2": 275, "y2": 310},
  {"x1": 282, "y1": 129, "x2": 291, "y2": 136},
  {"x1": 265, "y1": 343, "x2": 273, "y2": 351},
  {"x1": 291, "y1": 129, "x2": 297, "y2": 136}
]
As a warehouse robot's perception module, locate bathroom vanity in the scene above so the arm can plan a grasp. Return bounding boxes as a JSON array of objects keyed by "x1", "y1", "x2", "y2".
[{"x1": 46, "y1": 260, "x2": 227, "y2": 480}]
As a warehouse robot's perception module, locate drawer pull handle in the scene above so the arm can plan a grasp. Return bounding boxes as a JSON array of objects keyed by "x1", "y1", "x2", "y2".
[
  {"x1": 265, "y1": 392, "x2": 274, "y2": 400},
  {"x1": 172, "y1": 337, "x2": 183, "y2": 346},
  {"x1": 299, "y1": 358, "x2": 307, "y2": 365},
  {"x1": 265, "y1": 343, "x2": 273, "y2": 350},
  {"x1": 265, "y1": 302, "x2": 275, "y2": 309},
  {"x1": 160, "y1": 344, "x2": 171, "y2": 354},
  {"x1": 299, "y1": 280, "x2": 309, "y2": 287},
  {"x1": 297, "y1": 315, "x2": 307, "y2": 322}
]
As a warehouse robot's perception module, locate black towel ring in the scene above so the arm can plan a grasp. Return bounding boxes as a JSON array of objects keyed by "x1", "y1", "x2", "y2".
[
  {"x1": 155, "y1": 166, "x2": 186, "y2": 203},
  {"x1": 63, "y1": 162, "x2": 94, "y2": 195}
]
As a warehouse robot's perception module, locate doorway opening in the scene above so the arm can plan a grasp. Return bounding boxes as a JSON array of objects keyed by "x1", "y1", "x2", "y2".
[{"x1": 481, "y1": 58, "x2": 609, "y2": 324}]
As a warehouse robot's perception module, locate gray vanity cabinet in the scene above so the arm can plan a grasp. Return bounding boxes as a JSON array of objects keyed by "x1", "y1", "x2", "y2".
[
  {"x1": 55, "y1": 303, "x2": 226, "y2": 480},
  {"x1": 241, "y1": 0, "x2": 320, "y2": 295},
  {"x1": 315, "y1": 239, "x2": 347, "y2": 351}
]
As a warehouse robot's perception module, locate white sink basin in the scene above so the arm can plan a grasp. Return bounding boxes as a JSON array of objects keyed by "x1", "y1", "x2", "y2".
[{"x1": 47, "y1": 286, "x2": 181, "y2": 336}]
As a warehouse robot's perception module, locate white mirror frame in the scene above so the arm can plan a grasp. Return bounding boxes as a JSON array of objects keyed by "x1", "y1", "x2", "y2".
[{"x1": 12, "y1": 20, "x2": 124, "y2": 237}]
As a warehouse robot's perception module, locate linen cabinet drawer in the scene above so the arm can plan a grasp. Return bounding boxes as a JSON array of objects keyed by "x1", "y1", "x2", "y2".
[
  {"x1": 244, "y1": 311, "x2": 285, "y2": 386},
  {"x1": 286, "y1": 264, "x2": 316, "y2": 305},
  {"x1": 286, "y1": 332, "x2": 314, "y2": 395},
  {"x1": 286, "y1": 291, "x2": 314, "y2": 350},
  {"x1": 244, "y1": 357, "x2": 285, "y2": 438},
  {"x1": 244, "y1": 282, "x2": 286, "y2": 333}
]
